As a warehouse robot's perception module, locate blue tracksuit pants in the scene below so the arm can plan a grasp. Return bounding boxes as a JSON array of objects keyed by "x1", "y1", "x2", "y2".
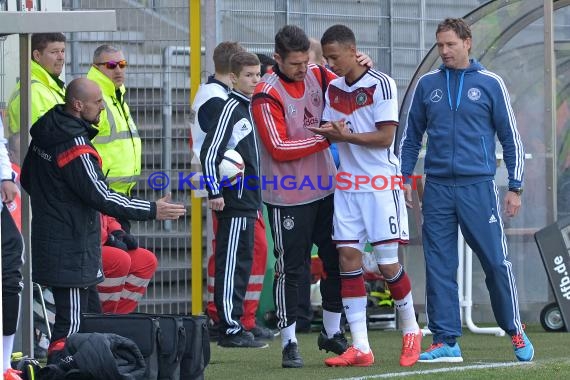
[{"x1": 422, "y1": 180, "x2": 524, "y2": 343}]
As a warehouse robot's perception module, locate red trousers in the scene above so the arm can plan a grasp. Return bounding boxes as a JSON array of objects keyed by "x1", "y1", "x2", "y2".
[
  {"x1": 206, "y1": 211, "x2": 267, "y2": 330},
  {"x1": 97, "y1": 246, "x2": 158, "y2": 314}
]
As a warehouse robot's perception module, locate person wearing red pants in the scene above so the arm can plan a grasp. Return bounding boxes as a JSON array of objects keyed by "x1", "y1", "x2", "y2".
[{"x1": 97, "y1": 214, "x2": 158, "y2": 313}]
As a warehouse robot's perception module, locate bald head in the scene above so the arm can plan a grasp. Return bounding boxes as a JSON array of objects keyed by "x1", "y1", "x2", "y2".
[
  {"x1": 65, "y1": 78, "x2": 105, "y2": 124},
  {"x1": 65, "y1": 78, "x2": 96, "y2": 103}
]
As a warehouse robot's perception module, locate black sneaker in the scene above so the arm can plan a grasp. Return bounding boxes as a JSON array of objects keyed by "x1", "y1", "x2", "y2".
[
  {"x1": 317, "y1": 329, "x2": 349, "y2": 355},
  {"x1": 248, "y1": 325, "x2": 279, "y2": 341},
  {"x1": 282, "y1": 340, "x2": 304, "y2": 368},
  {"x1": 218, "y1": 330, "x2": 268, "y2": 348}
]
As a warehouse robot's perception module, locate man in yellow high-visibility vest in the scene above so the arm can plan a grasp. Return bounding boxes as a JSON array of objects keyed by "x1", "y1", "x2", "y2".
[
  {"x1": 6, "y1": 33, "x2": 67, "y2": 164},
  {"x1": 87, "y1": 44, "x2": 141, "y2": 198}
]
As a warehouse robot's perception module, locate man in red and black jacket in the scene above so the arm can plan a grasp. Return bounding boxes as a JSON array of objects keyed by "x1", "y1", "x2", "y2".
[{"x1": 20, "y1": 78, "x2": 186, "y2": 364}]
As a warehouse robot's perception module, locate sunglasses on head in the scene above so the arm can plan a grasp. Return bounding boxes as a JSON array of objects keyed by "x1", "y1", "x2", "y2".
[{"x1": 96, "y1": 60, "x2": 128, "y2": 69}]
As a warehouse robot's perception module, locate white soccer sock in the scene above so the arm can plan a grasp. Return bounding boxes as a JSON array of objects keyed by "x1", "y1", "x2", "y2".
[
  {"x1": 322, "y1": 309, "x2": 342, "y2": 338},
  {"x1": 343, "y1": 296, "x2": 370, "y2": 353},
  {"x1": 281, "y1": 323, "x2": 297, "y2": 348},
  {"x1": 3, "y1": 335, "x2": 14, "y2": 373},
  {"x1": 394, "y1": 291, "x2": 419, "y2": 334}
]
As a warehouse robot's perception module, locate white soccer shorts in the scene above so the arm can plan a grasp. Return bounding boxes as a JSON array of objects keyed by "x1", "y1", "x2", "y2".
[{"x1": 332, "y1": 190, "x2": 409, "y2": 246}]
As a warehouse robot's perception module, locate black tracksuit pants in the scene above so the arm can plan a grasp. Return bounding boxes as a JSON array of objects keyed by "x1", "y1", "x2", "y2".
[
  {"x1": 2, "y1": 206, "x2": 24, "y2": 335},
  {"x1": 266, "y1": 195, "x2": 342, "y2": 329},
  {"x1": 49, "y1": 285, "x2": 100, "y2": 352},
  {"x1": 214, "y1": 216, "x2": 255, "y2": 336}
]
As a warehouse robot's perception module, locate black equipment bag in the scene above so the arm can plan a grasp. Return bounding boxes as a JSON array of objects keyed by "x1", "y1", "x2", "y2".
[
  {"x1": 142, "y1": 315, "x2": 186, "y2": 380},
  {"x1": 175, "y1": 315, "x2": 210, "y2": 380},
  {"x1": 80, "y1": 313, "x2": 160, "y2": 380},
  {"x1": 80, "y1": 313, "x2": 210, "y2": 380}
]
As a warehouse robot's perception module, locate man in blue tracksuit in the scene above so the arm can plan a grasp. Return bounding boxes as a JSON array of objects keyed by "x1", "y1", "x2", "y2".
[{"x1": 399, "y1": 18, "x2": 534, "y2": 363}]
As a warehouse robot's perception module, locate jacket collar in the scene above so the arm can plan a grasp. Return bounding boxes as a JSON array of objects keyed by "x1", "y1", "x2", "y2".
[
  {"x1": 229, "y1": 89, "x2": 251, "y2": 105},
  {"x1": 273, "y1": 65, "x2": 295, "y2": 83},
  {"x1": 206, "y1": 75, "x2": 231, "y2": 93},
  {"x1": 31, "y1": 60, "x2": 65, "y2": 90},
  {"x1": 87, "y1": 65, "x2": 126, "y2": 98}
]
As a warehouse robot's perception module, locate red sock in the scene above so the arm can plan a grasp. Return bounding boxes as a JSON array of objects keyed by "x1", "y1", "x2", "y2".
[
  {"x1": 340, "y1": 271, "x2": 366, "y2": 298},
  {"x1": 386, "y1": 271, "x2": 411, "y2": 300}
]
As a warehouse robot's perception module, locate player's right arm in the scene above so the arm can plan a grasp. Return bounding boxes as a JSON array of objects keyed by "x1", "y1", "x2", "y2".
[
  {"x1": 251, "y1": 84, "x2": 330, "y2": 162},
  {"x1": 399, "y1": 79, "x2": 427, "y2": 183}
]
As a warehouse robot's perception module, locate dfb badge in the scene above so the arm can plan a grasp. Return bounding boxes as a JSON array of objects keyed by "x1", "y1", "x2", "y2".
[{"x1": 282, "y1": 215, "x2": 295, "y2": 230}]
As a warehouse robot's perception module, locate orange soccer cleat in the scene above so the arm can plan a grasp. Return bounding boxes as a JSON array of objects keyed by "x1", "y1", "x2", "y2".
[
  {"x1": 399, "y1": 329, "x2": 422, "y2": 367},
  {"x1": 324, "y1": 345, "x2": 374, "y2": 367}
]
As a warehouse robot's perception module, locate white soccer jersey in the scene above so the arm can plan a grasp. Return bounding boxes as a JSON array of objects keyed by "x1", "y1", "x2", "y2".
[
  {"x1": 322, "y1": 69, "x2": 401, "y2": 192},
  {"x1": 190, "y1": 81, "x2": 229, "y2": 165}
]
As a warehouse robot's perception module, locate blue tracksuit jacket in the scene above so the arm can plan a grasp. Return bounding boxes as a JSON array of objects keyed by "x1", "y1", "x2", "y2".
[{"x1": 400, "y1": 59, "x2": 524, "y2": 188}]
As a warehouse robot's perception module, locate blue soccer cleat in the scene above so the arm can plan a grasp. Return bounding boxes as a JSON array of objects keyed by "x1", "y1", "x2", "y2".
[
  {"x1": 418, "y1": 342, "x2": 463, "y2": 363},
  {"x1": 511, "y1": 331, "x2": 534, "y2": 362}
]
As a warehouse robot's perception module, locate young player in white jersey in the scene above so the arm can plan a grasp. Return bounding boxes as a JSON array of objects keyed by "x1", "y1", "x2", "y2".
[{"x1": 309, "y1": 24, "x2": 421, "y2": 368}]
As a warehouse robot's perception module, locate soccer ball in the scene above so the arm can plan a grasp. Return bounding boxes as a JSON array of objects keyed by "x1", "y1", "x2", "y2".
[{"x1": 218, "y1": 149, "x2": 245, "y2": 186}]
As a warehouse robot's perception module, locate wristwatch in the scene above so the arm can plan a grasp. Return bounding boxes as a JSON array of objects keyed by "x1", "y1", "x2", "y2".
[
  {"x1": 509, "y1": 187, "x2": 523, "y2": 196},
  {"x1": 1, "y1": 172, "x2": 16, "y2": 182}
]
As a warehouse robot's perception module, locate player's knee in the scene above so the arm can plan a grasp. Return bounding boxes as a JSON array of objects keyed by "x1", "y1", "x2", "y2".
[
  {"x1": 373, "y1": 242, "x2": 399, "y2": 270},
  {"x1": 337, "y1": 243, "x2": 365, "y2": 271},
  {"x1": 378, "y1": 262, "x2": 401, "y2": 279}
]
